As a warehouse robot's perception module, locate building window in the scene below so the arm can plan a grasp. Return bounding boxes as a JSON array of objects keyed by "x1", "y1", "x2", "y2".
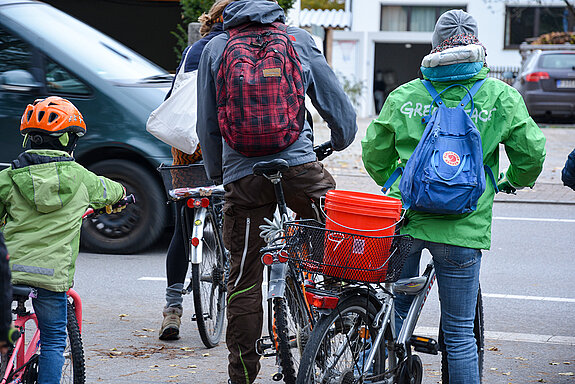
[
  {"x1": 380, "y1": 5, "x2": 466, "y2": 32},
  {"x1": 505, "y1": 6, "x2": 574, "y2": 48}
]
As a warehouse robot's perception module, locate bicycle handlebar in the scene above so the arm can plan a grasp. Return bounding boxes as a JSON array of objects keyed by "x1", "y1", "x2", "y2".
[
  {"x1": 82, "y1": 194, "x2": 136, "y2": 219},
  {"x1": 314, "y1": 141, "x2": 333, "y2": 161}
]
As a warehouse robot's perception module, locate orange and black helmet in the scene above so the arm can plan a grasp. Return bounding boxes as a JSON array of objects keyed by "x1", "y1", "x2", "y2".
[{"x1": 20, "y1": 96, "x2": 86, "y2": 136}]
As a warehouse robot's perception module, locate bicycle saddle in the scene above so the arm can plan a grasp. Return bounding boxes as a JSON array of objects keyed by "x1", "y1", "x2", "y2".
[
  {"x1": 12, "y1": 285, "x2": 36, "y2": 299},
  {"x1": 253, "y1": 159, "x2": 289, "y2": 176}
]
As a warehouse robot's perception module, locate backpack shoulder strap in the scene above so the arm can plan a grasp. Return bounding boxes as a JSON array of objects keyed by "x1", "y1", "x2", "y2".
[
  {"x1": 381, "y1": 167, "x2": 403, "y2": 194},
  {"x1": 458, "y1": 79, "x2": 486, "y2": 111},
  {"x1": 421, "y1": 80, "x2": 445, "y2": 125}
]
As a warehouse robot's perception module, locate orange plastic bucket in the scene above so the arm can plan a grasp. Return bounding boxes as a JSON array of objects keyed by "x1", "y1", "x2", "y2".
[{"x1": 323, "y1": 190, "x2": 402, "y2": 282}]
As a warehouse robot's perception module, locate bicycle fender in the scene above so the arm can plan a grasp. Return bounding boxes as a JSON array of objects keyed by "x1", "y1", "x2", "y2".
[
  {"x1": 191, "y1": 208, "x2": 207, "y2": 264},
  {"x1": 267, "y1": 263, "x2": 287, "y2": 299}
]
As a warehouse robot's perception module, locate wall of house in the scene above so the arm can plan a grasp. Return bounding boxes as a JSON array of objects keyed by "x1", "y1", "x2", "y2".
[{"x1": 334, "y1": 0, "x2": 570, "y2": 117}]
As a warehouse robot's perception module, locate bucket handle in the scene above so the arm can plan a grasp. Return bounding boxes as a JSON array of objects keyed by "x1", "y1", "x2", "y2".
[{"x1": 319, "y1": 196, "x2": 405, "y2": 233}]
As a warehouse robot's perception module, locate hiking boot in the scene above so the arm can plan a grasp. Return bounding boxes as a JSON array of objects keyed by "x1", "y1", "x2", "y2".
[{"x1": 159, "y1": 306, "x2": 182, "y2": 340}]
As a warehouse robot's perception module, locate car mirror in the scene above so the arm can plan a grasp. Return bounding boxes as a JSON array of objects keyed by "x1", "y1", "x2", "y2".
[
  {"x1": 0, "y1": 70, "x2": 42, "y2": 92},
  {"x1": 502, "y1": 71, "x2": 516, "y2": 80}
]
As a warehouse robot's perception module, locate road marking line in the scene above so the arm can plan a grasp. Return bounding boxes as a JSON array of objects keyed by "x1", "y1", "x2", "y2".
[
  {"x1": 483, "y1": 293, "x2": 575, "y2": 303},
  {"x1": 138, "y1": 278, "x2": 575, "y2": 303},
  {"x1": 416, "y1": 327, "x2": 575, "y2": 346},
  {"x1": 493, "y1": 216, "x2": 575, "y2": 223}
]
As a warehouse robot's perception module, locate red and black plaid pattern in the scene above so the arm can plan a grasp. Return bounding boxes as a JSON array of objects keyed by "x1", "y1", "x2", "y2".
[{"x1": 216, "y1": 22, "x2": 305, "y2": 157}]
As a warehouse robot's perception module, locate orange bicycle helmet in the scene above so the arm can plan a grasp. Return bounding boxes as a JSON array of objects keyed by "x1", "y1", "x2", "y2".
[{"x1": 20, "y1": 96, "x2": 86, "y2": 136}]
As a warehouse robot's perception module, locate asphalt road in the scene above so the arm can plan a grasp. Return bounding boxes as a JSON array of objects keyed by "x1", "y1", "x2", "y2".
[{"x1": 72, "y1": 120, "x2": 575, "y2": 383}]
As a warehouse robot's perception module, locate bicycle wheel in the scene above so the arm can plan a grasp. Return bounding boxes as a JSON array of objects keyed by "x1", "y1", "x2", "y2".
[
  {"x1": 0, "y1": 346, "x2": 14, "y2": 380},
  {"x1": 62, "y1": 300, "x2": 85, "y2": 384},
  {"x1": 191, "y1": 209, "x2": 227, "y2": 348},
  {"x1": 271, "y1": 273, "x2": 313, "y2": 384},
  {"x1": 440, "y1": 285, "x2": 484, "y2": 384},
  {"x1": 296, "y1": 295, "x2": 387, "y2": 384}
]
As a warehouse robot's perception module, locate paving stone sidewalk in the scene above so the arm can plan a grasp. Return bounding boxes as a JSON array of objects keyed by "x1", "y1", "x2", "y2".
[{"x1": 314, "y1": 118, "x2": 575, "y2": 204}]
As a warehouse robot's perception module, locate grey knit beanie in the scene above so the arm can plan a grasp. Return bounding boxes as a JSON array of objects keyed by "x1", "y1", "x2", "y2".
[{"x1": 431, "y1": 10, "x2": 478, "y2": 49}]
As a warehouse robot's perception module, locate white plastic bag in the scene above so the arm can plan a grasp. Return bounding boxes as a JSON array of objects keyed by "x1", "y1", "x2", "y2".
[{"x1": 146, "y1": 49, "x2": 199, "y2": 154}]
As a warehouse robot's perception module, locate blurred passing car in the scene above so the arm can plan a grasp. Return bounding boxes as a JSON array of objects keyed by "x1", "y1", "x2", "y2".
[
  {"x1": 512, "y1": 49, "x2": 575, "y2": 122},
  {"x1": 0, "y1": 0, "x2": 174, "y2": 254}
]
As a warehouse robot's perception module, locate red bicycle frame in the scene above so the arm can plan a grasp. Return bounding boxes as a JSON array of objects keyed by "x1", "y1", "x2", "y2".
[{"x1": 1, "y1": 288, "x2": 82, "y2": 384}]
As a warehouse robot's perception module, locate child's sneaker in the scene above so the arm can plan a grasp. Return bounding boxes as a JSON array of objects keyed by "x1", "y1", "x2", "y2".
[{"x1": 159, "y1": 306, "x2": 182, "y2": 340}]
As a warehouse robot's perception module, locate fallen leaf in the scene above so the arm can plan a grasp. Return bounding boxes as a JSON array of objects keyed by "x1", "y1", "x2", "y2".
[
  {"x1": 149, "y1": 365, "x2": 159, "y2": 368},
  {"x1": 168, "y1": 375, "x2": 179, "y2": 378},
  {"x1": 487, "y1": 346, "x2": 499, "y2": 351},
  {"x1": 169, "y1": 364, "x2": 178, "y2": 367},
  {"x1": 202, "y1": 353, "x2": 210, "y2": 357},
  {"x1": 537, "y1": 379, "x2": 546, "y2": 383},
  {"x1": 514, "y1": 357, "x2": 528, "y2": 361},
  {"x1": 502, "y1": 372, "x2": 511, "y2": 376},
  {"x1": 550, "y1": 362, "x2": 559, "y2": 365},
  {"x1": 142, "y1": 328, "x2": 154, "y2": 332},
  {"x1": 180, "y1": 347, "x2": 194, "y2": 351},
  {"x1": 558, "y1": 373, "x2": 574, "y2": 376},
  {"x1": 490, "y1": 368, "x2": 498, "y2": 371},
  {"x1": 563, "y1": 362, "x2": 571, "y2": 365},
  {"x1": 187, "y1": 365, "x2": 197, "y2": 368}
]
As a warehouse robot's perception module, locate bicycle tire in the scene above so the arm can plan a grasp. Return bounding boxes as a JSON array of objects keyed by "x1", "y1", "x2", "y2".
[
  {"x1": 440, "y1": 285, "x2": 484, "y2": 384},
  {"x1": 271, "y1": 273, "x2": 312, "y2": 384},
  {"x1": 191, "y1": 209, "x2": 226, "y2": 348},
  {"x1": 296, "y1": 295, "x2": 386, "y2": 384},
  {"x1": 62, "y1": 300, "x2": 85, "y2": 384}
]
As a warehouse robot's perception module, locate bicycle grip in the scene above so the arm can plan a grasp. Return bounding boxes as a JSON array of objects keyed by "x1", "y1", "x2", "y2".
[
  {"x1": 314, "y1": 141, "x2": 333, "y2": 161},
  {"x1": 85, "y1": 194, "x2": 136, "y2": 218}
]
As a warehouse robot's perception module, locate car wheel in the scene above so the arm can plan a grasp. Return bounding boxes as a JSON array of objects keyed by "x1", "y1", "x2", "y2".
[{"x1": 81, "y1": 159, "x2": 167, "y2": 254}]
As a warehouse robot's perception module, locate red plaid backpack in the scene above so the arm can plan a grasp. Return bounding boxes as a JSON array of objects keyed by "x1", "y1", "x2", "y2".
[{"x1": 216, "y1": 22, "x2": 306, "y2": 157}]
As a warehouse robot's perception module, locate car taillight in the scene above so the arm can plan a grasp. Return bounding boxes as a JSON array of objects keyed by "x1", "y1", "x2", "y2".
[
  {"x1": 305, "y1": 291, "x2": 339, "y2": 309},
  {"x1": 525, "y1": 72, "x2": 550, "y2": 82}
]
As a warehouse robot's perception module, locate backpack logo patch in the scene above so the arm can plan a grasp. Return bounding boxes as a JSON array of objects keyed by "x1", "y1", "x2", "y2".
[
  {"x1": 263, "y1": 68, "x2": 282, "y2": 78},
  {"x1": 443, "y1": 151, "x2": 460, "y2": 166}
]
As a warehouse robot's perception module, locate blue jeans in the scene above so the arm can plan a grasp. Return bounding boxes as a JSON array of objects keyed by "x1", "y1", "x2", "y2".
[
  {"x1": 32, "y1": 288, "x2": 67, "y2": 384},
  {"x1": 395, "y1": 239, "x2": 481, "y2": 384}
]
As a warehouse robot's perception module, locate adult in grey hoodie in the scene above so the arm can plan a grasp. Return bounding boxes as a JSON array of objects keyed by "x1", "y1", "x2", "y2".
[{"x1": 197, "y1": 1, "x2": 357, "y2": 382}]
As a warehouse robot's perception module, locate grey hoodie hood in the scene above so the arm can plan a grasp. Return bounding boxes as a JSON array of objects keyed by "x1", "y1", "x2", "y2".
[{"x1": 223, "y1": 0, "x2": 285, "y2": 30}]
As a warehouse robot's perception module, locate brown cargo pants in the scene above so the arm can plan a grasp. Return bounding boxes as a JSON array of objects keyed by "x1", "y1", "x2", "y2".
[{"x1": 223, "y1": 161, "x2": 336, "y2": 384}]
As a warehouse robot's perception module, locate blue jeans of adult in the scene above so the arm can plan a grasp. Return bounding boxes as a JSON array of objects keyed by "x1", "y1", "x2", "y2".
[
  {"x1": 32, "y1": 288, "x2": 67, "y2": 384},
  {"x1": 394, "y1": 239, "x2": 481, "y2": 384}
]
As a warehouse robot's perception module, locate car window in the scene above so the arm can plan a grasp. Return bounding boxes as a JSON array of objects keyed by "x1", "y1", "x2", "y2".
[
  {"x1": 45, "y1": 57, "x2": 90, "y2": 95},
  {"x1": 540, "y1": 54, "x2": 575, "y2": 69},
  {"x1": 0, "y1": 25, "x2": 32, "y2": 73},
  {"x1": 1, "y1": 3, "x2": 167, "y2": 81}
]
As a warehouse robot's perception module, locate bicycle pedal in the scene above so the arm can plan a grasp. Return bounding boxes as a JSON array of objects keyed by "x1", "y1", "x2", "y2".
[
  {"x1": 409, "y1": 335, "x2": 439, "y2": 355},
  {"x1": 255, "y1": 337, "x2": 277, "y2": 357}
]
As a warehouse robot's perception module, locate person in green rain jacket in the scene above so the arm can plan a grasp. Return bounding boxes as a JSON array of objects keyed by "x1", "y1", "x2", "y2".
[
  {"x1": 0, "y1": 97, "x2": 125, "y2": 384},
  {"x1": 362, "y1": 11, "x2": 545, "y2": 384}
]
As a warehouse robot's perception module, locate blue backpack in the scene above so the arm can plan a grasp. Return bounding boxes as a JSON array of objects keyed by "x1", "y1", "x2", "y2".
[{"x1": 383, "y1": 79, "x2": 496, "y2": 215}]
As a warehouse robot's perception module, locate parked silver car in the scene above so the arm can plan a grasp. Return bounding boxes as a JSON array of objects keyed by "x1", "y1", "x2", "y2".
[{"x1": 512, "y1": 49, "x2": 575, "y2": 122}]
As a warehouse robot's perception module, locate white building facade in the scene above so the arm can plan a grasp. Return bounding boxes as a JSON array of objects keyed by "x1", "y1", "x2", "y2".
[{"x1": 330, "y1": 0, "x2": 574, "y2": 117}]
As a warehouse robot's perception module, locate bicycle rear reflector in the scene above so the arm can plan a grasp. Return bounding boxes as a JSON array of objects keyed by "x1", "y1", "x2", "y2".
[
  {"x1": 191, "y1": 237, "x2": 200, "y2": 247},
  {"x1": 261, "y1": 253, "x2": 274, "y2": 266},
  {"x1": 305, "y1": 291, "x2": 339, "y2": 309},
  {"x1": 186, "y1": 198, "x2": 210, "y2": 209}
]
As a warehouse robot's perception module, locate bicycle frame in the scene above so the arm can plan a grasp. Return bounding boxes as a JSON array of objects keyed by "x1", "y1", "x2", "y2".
[
  {"x1": 178, "y1": 185, "x2": 225, "y2": 265},
  {"x1": 359, "y1": 259, "x2": 436, "y2": 379},
  {"x1": 2, "y1": 288, "x2": 82, "y2": 384}
]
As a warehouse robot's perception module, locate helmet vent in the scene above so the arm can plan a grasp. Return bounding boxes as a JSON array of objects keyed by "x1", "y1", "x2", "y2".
[
  {"x1": 48, "y1": 112, "x2": 59, "y2": 123},
  {"x1": 48, "y1": 102, "x2": 58, "y2": 106},
  {"x1": 26, "y1": 110, "x2": 33, "y2": 122},
  {"x1": 38, "y1": 111, "x2": 45, "y2": 121}
]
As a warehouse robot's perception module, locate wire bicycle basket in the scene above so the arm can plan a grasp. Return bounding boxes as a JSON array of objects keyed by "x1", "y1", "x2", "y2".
[
  {"x1": 157, "y1": 163, "x2": 214, "y2": 201},
  {"x1": 283, "y1": 220, "x2": 413, "y2": 284}
]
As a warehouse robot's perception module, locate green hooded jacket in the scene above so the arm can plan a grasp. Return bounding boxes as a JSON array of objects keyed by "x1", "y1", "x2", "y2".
[
  {"x1": 361, "y1": 68, "x2": 546, "y2": 249},
  {"x1": 0, "y1": 150, "x2": 124, "y2": 291}
]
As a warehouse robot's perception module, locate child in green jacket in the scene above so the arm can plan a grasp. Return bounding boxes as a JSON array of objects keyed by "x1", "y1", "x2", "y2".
[{"x1": 0, "y1": 96, "x2": 126, "y2": 383}]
